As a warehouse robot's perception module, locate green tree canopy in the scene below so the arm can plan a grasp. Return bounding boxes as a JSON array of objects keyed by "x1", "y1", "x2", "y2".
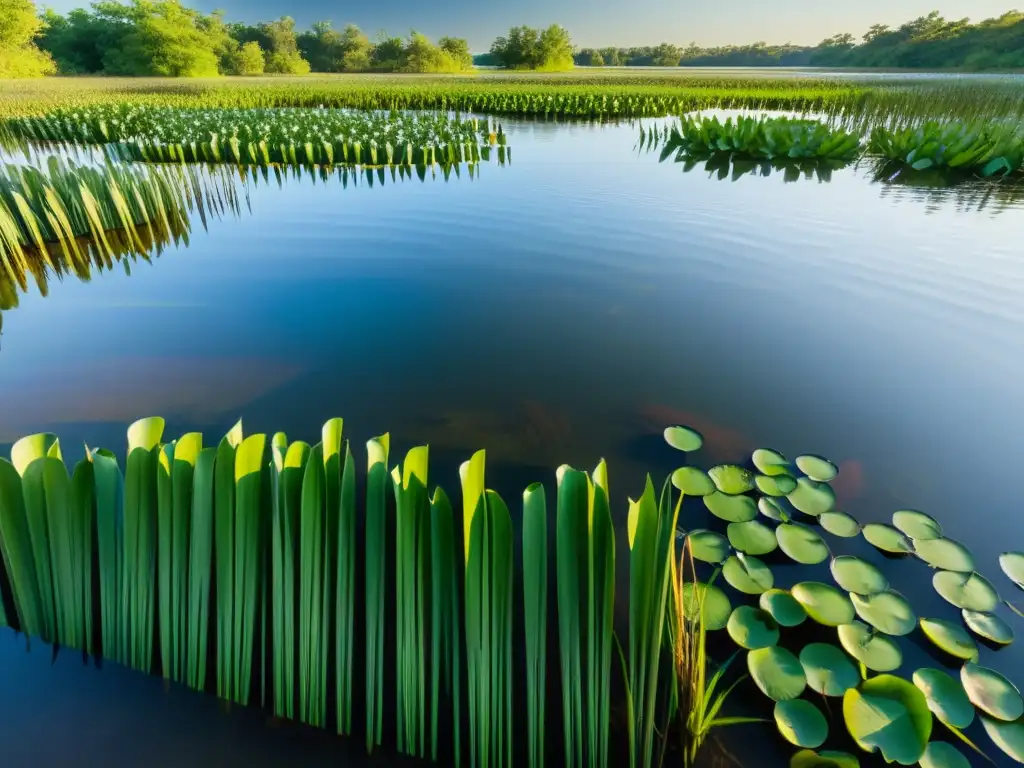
[
  {"x1": 489, "y1": 24, "x2": 574, "y2": 71},
  {"x1": 0, "y1": 0, "x2": 56, "y2": 77}
]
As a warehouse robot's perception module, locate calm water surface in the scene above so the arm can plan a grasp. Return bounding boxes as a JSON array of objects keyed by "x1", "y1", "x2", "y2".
[{"x1": 2, "y1": 118, "x2": 1023, "y2": 766}]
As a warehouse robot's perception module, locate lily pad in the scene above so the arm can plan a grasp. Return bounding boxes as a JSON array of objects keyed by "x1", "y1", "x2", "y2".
[
  {"x1": 919, "y1": 742, "x2": 971, "y2": 768},
  {"x1": 820, "y1": 511, "x2": 861, "y2": 538},
  {"x1": 961, "y1": 663, "x2": 1024, "y2": 722},
  {"x1": 681, "y1": 582, "x2": 732, "y2": 631},
  {"x1": 912, "y1": 668, "x2": 975, "y2": 729},
  {"x1": 792, "y1": 582, "x2": 855, "y2": 627},
  {"x1": 787, "y1": 478, "x2": 836, "y2": 516},
  {"x1": 838, "y1": 621, "x2": 903, "y2": 672},
  {"x1": 962, "y1": 609, "x2": 1015, "y2": 645},
  {"x1": 727, "y1": 520, "x2": 778, "y2": 556},
  {"x1": 671, "y1": 466, "x2": 716, "y2": 496},
  {"x1": 752, "y1": 447, "x2": 790, "y2": 476},
  {"x1": 795, "y1": 454, "x2": 838, "y2": 483},
  {"x1": 686, "y1": 529, "x2": 731, "y2": 564},
  {"x1": 932, "y1": 571, "x2": 999, "y2": 612},
  {"x1": 850, "y1": 591, "x2": 917, "y2": 636},
  {"x1": 831, "y1": 555, "x2": 888, "y2": 596},
  {"x1": 1000, "y1": 552, "x2": 1024, "y2": 590},
  {"x1": 704, "y1": 491, "x2": 758, "y2": 523},
  {"x1": 980, "y1": 714, "x2": 1024, "y2": 763},
  {"x1": 664, "y1": 425, "x2": 704, "y2": 452},
  {"x1": 727, "y1": 606, "x2": 780, "y2": 650},
  {"x1": 723, "y1": 553, "x2": 774, "y2": 595},
  {"x1": 778, "y1": 523, "x2": 830, "y2": 565},
  {"x1": 760, "y1": 589, "x2": 807, "y2": 627},
  {"x1": 892, "y1": 509, "x2": 942, "y2": 541},
  {"x1": 776, "y1": 699, "x2": 828, "y2": 748},
  {"x1": 709, "y1": 464, "x2": 755, "y2": 495},
  {"x1": 842, "y1": 674, "x2": 932, "y2": 765},
  {"x1": 790, "y1": 750, "x2": 861, "y2": 768},
  {"x1": 862, "y1": 523, "x2": 913, "y2": 554},
  {"x1": 748, "y1": 646, "x2": 807, "y2": 701},
  {"x1": 913, "y1": 538, "x2": 975, "y2": 573},
  {"x1": 756, "y1": 473, "x2": 798, "y2": 497},
  {"x1": 919, "y1": 618, "x2": 979, "y2": 661},
  {"x1": 800, "y1": 643, "x2": 860, "y2": 697},
  {"x1": 759, "y1": 496, "x2": 789, "y2": 522}
]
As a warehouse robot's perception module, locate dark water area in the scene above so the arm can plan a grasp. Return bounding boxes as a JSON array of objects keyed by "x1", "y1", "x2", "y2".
[{"x1": 1, "y1": 117, "x2": 1023, "y2": 766}]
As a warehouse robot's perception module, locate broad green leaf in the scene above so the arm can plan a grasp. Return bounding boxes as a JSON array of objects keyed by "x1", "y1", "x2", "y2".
[
  {"x1": 842, "y1": 675, "x2": 932, "y2": 765},
  {"x1": 913, "y1": 668, "x2": 974, "y2": 729},
  {"x1": 748, "y1": 646, "x2": 806, "y2": 701},
  {"x1": 775, "y1": 699, "x2": 828, "y2": 748}
]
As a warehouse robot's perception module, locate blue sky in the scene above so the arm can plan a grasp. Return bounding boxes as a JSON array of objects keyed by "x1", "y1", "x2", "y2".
[{"x1": 37, "y1": 0, "x2": 1016, "y2": 50}]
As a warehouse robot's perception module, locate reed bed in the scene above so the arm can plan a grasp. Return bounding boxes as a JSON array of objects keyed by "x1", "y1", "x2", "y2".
[
  {"x1": 2, "y1": 418, "x2": 1023, "y2": 768},
  {"x1": 7, "y1": 106, "x2": 507, "y2": 169}
]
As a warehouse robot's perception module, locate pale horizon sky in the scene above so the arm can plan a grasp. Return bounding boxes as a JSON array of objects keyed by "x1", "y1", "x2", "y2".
[{"x1": 36, "y1": 0, "x2": 1019, "y2": 50}]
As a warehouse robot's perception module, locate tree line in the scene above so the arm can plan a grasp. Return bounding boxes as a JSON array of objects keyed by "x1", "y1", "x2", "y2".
[{"x1": 573, "y1": 11, "x2": 1024, "y2": 70}]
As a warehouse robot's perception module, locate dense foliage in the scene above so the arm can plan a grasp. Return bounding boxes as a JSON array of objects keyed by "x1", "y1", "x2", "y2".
[
  {"x1": 0, "y1": 0, "x2": 56, "y2": 77},
  {"x1": 574, "y1": 10, "x2": 1024, "y2": 71},
  {"x1": 34, "y1": 2, "x2": 473, "y2": 76},
  {"x1": 486, "y1": 25, "x2": 575, "y2": 71}
]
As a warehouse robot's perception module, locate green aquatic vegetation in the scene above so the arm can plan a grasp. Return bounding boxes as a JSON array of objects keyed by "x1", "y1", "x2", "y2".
[
  {"x1": 843, "y1": 675, "x2": 932, "y2": 765},
  {"x1": 364, "y1": 434, "x2": 390, "y2": 752},
  {"x1": 8, "y1": 105, "x2": 506, "y2": 169},
  {"x1": 775, "y1": 700, "x2": 828, "y2": 749},
  {"x1": 799, "y1": 643, "x2": 859, "y2": 697},
  {"x1": 726, "y1": 606, "x2": 780, "y2": 650},
  {"x1": 962, "y1": 609, "x2": 1014, "y2": 645},
  {"x1": 748, "y1": 646, "x2": 807, "y2": 701},
  {"x1": 918, "y1": 618, "x2": 978, "y2": 662},
  {"x1": 649, "y1": 114, "x2": 863, "y2": 162},
  {"x1": 522, "y1": 483, "x2": 546, "y2": 768},
  {"x1": 1000, "y1": 552, "x2": 1024, "y2": 590},
  {"x1": 759, "y1": 589, "x2": 807, "y2": 628},
  {"x1": 892, "y1": 509, "x2": 942, "y2": 541},
  {"x1": 868, "y1": 120, "x2": 1024, "y2": 177},
  {"x1": 913, "y1": 668, "x2": 975, "y2": 730},
  {"x1": 961, "y1": 663, "x2": 1024, "y2": 722},
  {"x1": 777, "y1": 523, "x2": 829, "y2": 565},
  {"x1": 837, "y1": 621, "x2": 903, "y2": 673}
]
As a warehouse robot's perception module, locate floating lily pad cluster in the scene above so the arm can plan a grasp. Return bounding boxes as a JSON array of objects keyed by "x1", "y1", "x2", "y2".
[{"x1": 664, "y1": 425, "x2": 1024, "y2": 766}]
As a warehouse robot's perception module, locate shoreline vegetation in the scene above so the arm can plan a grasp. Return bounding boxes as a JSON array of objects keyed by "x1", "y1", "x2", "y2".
[{"x1": 1, "y1": 1, "x2": 1023, "y2": 79}]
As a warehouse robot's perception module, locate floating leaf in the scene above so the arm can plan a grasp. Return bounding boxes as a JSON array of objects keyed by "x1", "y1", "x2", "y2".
[
  {"x1": 795, "y1": 455, "x2": 838, "y2": 483},
  {"x1": 756, "y1": 473, "x2": 798, "y2": 497},
  {"x1": 862, "y1": 523, "x2": 913, "y2": 554},
  {"x1": 933, "y1": 571, "x2": 999, "y2": 612},
  {"x1": 913, "y1": 538, "x2": 975, "y2": 573},
  {"x1": 850, "y1": 591, "x2": 916, "y2": 636},
  {"x1": 792, "y1": 582, "x2": 855, "y2": 627},
  {"x1": 686, "y1": 529, "x2": 730, "y2": 564},
  {"x1": 778, "y1": 523, "x2": 830, "y2": 565},
  {"x1": 790, "y1": 750, "x2": 861, "y2": 768},
  {"x1": 919, "y1": 741, "x2": 971, "y2": 768},
  {"x1": 748, "y1": 646, "x2": 807, "y2": 701},
  {"x1": 838, "y1": 621, "x2": 903, "y2": 672},
  {"x1": 727, "y1": 520, "x2": 778, "y2": 556},
  {"x1": 892, "y1": 510, "x2": 942, "y2": 541},
  {"x1": 787, "y1": 478, "x2": 836, "y2": 516},
  {"x1": 759, "y1": 497, "x2": 789, "y2": 522},
  {"x1": 919, "y1": 618, "x2": 979, "y2": 661},
  {"x1": 760, "y1": 589, "x2": 808, "y2": 627},
  {"x1": 800, "y1": 643, "x2": 860, "y2": 696},
  {"x1": 776, "y1": 699, "x2": 828, "y2": 748},
  {"x1": 664, "y1": 425, "x2": 704, "y2": 452},
  {"x1": 727, "y1": 606, "x2": 780, "y2": 650},
  {"x1": 831, "y1": 556, "x2": 888, "y2": 596},
  {"x1": 843, "y1": 675, "x2": 932, "y2": 765},
  {"x1": 961, "y1": 663, "x2": 1024, "y2": 722},
  {"x1": 723, "y1": 553, "x2": 774, "y2": 595},
  {"x1": 681, "y1": 581, "x2": 732, "y2": 631},
  {"x1": 820, "y1": 511, "x2": 861, "y2": 538},
  {"x1": 671, "y1": 466, "x2": 716, "y2": 496},
  {"x1": 708, "y1": 464, "x2": 755, "y2": 495},
  {"x1": 704, "y1": 491, "x2": 758, "y2": 523},
  {"x1": 999, "y1": 552, "x2": 1024, "y2": 590},
  {"x1": 980, "y1": 714, "x2": 1024, "y2": 763},
  {"x1": 962, "y1": 609, "x2": 1014, "y2": 645},
  {"x1": 913, "y1": 668, "x2": 975, "y2": 729},
  {"x1": 752, "y1": 448, "x2": 790, "y2": 476}
]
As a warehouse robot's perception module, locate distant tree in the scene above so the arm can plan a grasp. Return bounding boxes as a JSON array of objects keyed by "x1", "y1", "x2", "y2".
[
  {"x1": 650, "y1": 42, "x2": 682, "y2": 66},
  {"x1": 0, "y1": 0, "x2": 56, "y2": 77},
  {"x1": 371, "y1": 31, "x2": 404, "y2": 70},
  {"x1": 574, "y1": 48, "x2": 605, "y2": 66},
  {"x1": 339, "y1": 24, "x2": 372, "y2": 70},
  {"x1": 489, "y1": 24, "x2": 573, "y2": 70},
  {"x1": 600, "y1": 46, "x2": 622, "y2": 66},
  {"x1": 260, "y1": 16, "x2": 310, "y2": 74},
  {"x1": 297, "y1": 20, "x2": 346, "y2": 72},
  {"x1": 226, "y1": 40, "x2": 264, "y2": 75},
  {"x1": 438, "y1": 36, "x2": 473, "y2": 69}
]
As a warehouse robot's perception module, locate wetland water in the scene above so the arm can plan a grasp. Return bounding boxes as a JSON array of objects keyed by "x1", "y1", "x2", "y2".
[{"x1": 1, "y1": 116, "x2": 1023, "y2": 766}]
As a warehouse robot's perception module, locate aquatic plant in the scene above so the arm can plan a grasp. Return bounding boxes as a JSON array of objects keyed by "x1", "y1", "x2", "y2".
[
  {"x1": 869, "y1": 120, "x2": 1024, "y2": 177},
  {"x1": 0, "y1": 417, "x2": 1022, "y2": 768},
  {"x1": 7, "y1": 105, "x2": 507, "y2": 168},
  {"x1": 643, "y1": 115, "x2": 863, "y2": 163}
]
